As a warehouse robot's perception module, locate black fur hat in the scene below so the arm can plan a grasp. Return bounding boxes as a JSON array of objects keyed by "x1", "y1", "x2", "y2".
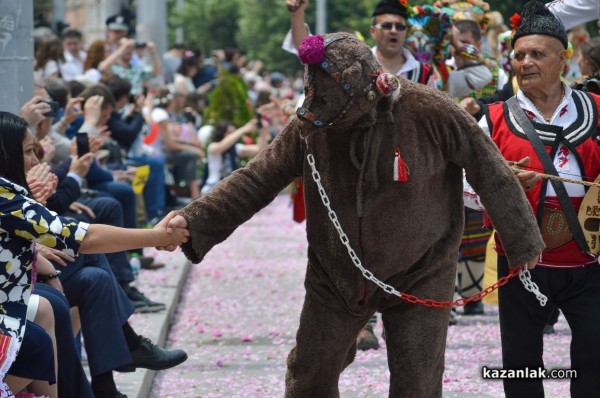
[
  {"x1": 372, "y1": 0, "x2": 410, "y2": 19},
  {"x1": 511, "y1": 1, "x2": 567, "y2": 49}
]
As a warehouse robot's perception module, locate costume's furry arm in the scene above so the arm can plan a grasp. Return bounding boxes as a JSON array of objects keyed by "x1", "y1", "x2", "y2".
[
  {"x1": 433, "y1": 92, "x2": 545, "y2": 267},
  {"x1": 178, "y1": 118, "x2": 305, "y2": 263}
]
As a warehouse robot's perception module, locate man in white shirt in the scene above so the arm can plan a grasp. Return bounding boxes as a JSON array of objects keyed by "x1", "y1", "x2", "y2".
[
  {"x1": 60, "y1": 29, "x2": 86, "y2": 82},
  {"x1": 284, "y1": 0, "x2": 435, "y2": 86}
]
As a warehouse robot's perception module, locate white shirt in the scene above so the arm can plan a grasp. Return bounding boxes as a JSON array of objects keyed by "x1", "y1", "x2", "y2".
[
  {"x1": 202, "y1": 142, "x2": 243, "y2": 192},
  {"x1": 60, "y1": 50, "x2": 86, "y2": 82},
  {"x1": 173, "y1": 73, "x2": 196, "y2": 96},
  {"x1": 148, "y1": 107, "x2": 171, "y2": 153},
  {"x1": 372, "y1": 47, "x2": 436, "y2": 87},
  {"x1": 447, "y1": 64, "x2": 494, "y2": 97},
  {"x1": 547, "y1": 0, "x2": 600, "y2": 30},
  {"x1": 33, "y1": 60, "x2": 59, "y2": 85},
  {"x1": 77, "y1": 68, "x2": 103, "y2": 85},
  {"x1": 151, "y1": 107, "x2": 170, "y2": 123}
]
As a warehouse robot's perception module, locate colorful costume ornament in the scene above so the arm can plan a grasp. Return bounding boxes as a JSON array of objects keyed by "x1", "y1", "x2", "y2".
[
  {"x1": 405, "y1": 4, "x2": 453, "y2": 85},
  {"x1": 435, "y1": 0, "x2": 491, "y2": 31}
]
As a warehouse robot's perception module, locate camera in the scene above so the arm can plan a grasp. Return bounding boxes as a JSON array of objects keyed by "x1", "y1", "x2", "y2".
[
  {"x1": 42, "y1": 100, "x2": 59, "y2": 118},
  {"x1": 256, "y1": 112, "x2": 263, "y2": 129},
  {"x1": 135, "y1": 42, "x2": 147, "y2": 49},
  {"x1": 75, "y1": 132, "x2": 89, "y2": 157},
  {"x1": 182, "y1": 111, "x2": 196, "y2": 124}
]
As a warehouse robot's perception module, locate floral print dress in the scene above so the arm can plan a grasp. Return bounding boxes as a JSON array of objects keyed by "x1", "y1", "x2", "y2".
[{"x1": 0, "y1": 178, "x2": 88, "y2": 397}]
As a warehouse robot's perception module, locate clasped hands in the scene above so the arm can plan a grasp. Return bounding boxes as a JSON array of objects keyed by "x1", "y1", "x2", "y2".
[{"x1": 155, "y1": 213, "x2": 189, "y2": 252}]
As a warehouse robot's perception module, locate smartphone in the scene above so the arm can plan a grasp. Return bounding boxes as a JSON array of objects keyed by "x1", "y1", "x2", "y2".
[
  {"x1": 42, "y1": 100, "x2": 59, "y2": 118},
  {"x1": 182, "y1": 111, "x2": 196, "y2": 124},
  {"x1": 256, "y1": 112, "x2": 263, "y2": 128},
  {"x1": 75, "y1": 132, "x2": 89, "y2": 157}
]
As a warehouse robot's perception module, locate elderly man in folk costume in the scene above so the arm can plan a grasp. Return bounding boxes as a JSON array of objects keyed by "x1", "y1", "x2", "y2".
[
  {"x1": 165, "y1": 25, "x2": 545, "y2": 396},
  {"x1": 464, "y1": 1, "x2": 600, "y2": 396}
]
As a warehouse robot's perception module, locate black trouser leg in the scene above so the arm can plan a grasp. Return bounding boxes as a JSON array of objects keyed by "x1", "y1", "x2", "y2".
[{"x1": 498, "y1": 256, "x2": 553, "y2": 398}]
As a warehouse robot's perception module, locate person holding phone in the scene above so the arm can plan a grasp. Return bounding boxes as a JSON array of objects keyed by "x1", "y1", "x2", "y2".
[
  {"x1": 105, "y1": 75, "x2": 167, "y2": 227},
  {"x1": 111, "y1": 38, "x2": 161, "y2": 96},
  {"x1": 21, "y1": 84, "x2": 89, "y2": 168},
  {"x1": 75, "y1": 132, "x2": 89, "y2": 157}
]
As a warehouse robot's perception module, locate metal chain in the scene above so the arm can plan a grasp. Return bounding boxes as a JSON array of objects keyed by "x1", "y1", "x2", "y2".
[
  {"x1": 308, "y1": 154, "x2": 403, "y2": 297},
  {"x1": 518, "y1": 268, "x2": 548, "y2": 306},
  {"x1": 306, "y1": 153, "x2": 533, "y2": 308}
]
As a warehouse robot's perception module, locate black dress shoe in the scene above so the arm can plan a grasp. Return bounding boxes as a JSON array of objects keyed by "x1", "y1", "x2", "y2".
[
  {"x1": 139, "y1": 255, "x2": 165, "y2": 270},
  {"x1": 126, "y1": 286, "x2": 166, "y2": 313},
  {"x1": 92, "y1": 390, "x2": 127, "y2": 398},
  {"x1": 115, "y1": 336, "x2": 188, "y2": 372}
]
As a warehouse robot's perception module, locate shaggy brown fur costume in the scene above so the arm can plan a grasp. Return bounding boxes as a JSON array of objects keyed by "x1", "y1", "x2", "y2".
[{"x1": 179, "y1": 33, "x2": 544, "y2": 397}]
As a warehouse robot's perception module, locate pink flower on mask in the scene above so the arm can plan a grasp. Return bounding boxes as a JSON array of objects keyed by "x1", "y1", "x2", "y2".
[{"x1": 298, "y1": 35, "x2": 326, "y2": 65}]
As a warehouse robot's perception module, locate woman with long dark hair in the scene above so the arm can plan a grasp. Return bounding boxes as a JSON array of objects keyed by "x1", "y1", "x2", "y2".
[
  {"x1": 0, "y1": 111, "x2": 189, "y2": 397},
  {"x1": 34, "y1": 36, "x2": 64, "y2": 85}
]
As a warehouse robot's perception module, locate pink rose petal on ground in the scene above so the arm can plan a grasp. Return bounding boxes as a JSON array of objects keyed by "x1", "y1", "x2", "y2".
[{"x1": 151, "y1": 196, "x2": 574, "y2": 397}]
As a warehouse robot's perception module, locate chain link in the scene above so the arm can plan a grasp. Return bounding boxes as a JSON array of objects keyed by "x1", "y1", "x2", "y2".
[
  {"x1": 306, "y1": 153, "x2": 537, "y2": 308},
  {"x1": 518, "y1": 268, "x2": 548, "y2": 306}
]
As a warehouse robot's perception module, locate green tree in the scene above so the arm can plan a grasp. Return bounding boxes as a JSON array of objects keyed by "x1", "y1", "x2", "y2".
[
  {"x1": 236, "y1": 0, "x2": 301, "y2": 75},
  {"x1": 204, "y1": 68, "x2": 253, "y2": 127},
  {"x1": 169, "y1": 0, "x2": 239, "y2": 55}
]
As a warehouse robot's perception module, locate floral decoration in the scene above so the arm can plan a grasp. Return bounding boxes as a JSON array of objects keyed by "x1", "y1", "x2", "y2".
[
  {"x1": 298, "y1": 35, "x2": 326, "y2": 65},
  {"x1": 399, "y1": 0, "x2": 416, "y2": 17},
  {"x1": 376, "y1": 73, "x2": 401, "y2": 96},
  {"x1": 509, "y1": 13, "x2": 521, "y2": 31}
]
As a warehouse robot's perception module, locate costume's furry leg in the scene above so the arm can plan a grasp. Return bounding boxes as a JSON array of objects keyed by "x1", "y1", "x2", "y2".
[
  {"x1": 285, "y1": 288, "x2": 372, "y2": 398},
  {"x1": 382, "y1": 303, "x2": 451, "y2": 398}
]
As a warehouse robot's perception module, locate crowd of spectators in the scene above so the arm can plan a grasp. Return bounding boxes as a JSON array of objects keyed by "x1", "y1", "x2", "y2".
[{"x1": 2, "y1": 9, "x2": 300, "y2": 398}]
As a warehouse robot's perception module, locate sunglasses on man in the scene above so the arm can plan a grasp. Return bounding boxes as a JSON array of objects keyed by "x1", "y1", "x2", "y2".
[{"x1": 373, "y1": 22, "x2": 408, "y2": 31}]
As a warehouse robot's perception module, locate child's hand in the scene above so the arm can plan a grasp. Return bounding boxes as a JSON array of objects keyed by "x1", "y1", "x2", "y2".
[
  {"x1": 167, "y1": 214, "x2": 188, "y2": 233},
  {"x1": 154, "y1": 211, "x2": 190, "y2": 249}
]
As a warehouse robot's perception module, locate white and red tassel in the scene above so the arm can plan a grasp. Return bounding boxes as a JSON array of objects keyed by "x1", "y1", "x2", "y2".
[{"x1": 393, "y1": 146, "x2": 409, "y2": 182}]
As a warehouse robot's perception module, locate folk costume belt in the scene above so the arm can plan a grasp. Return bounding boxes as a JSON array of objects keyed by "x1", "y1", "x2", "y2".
[{"x1": 540, "y1": 207, "x2": 573, "y2": 251}]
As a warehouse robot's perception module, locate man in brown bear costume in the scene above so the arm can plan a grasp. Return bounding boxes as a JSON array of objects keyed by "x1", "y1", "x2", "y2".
[{"x1": 168, "y1": 33, "x2": 544, "y2": 397}]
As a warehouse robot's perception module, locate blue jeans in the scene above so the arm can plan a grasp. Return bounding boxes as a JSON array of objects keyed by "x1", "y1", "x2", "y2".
[
  {"x1": 88, "y1": 180, "x2": 136, "y2": 229},
  {"x1": 67, "y1": 196, "x2": 134, "y2": 283}
]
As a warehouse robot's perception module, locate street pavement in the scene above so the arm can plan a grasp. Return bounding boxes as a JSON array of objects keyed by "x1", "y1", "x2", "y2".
[{"x1": 121, "y1": 194, "x2": 573, "y2": 398}]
